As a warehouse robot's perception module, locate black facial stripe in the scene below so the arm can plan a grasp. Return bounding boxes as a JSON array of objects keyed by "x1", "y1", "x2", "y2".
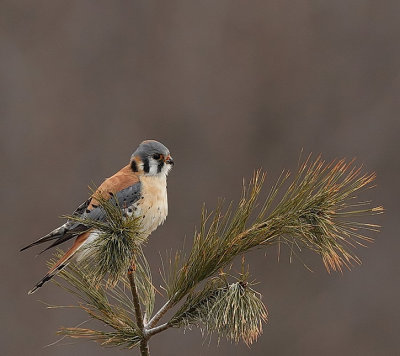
[
  {"x1": 143, "y1": 157, "x2": 150, "y2": 173},
  {"x1": 131, "y1": 160, "x2": 138, "y2": 172},
  {"x1": 157, "y1": 160, "x2": 164, "y2": 173}
]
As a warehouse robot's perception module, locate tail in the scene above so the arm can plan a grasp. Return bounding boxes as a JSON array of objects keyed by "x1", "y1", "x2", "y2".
[
  {"x1": 21, "y1": 226, "x2": 87, "y2": 254},
  {"x1": 28, "y1": 263, "x2": 69, "y2": 294},
  {"x1": 21, "y1": 199, "x2": 92, "y2": 252},
  {"x1": 27, "y1": 230, "x2": 92, "y2": 294},
  {"x1": 20, "y1": 226, "x2": 68, "y2": 252}
]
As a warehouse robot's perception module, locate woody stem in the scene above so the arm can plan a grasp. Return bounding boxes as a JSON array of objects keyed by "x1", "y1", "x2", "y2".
[{"x1": 128, "y1": 260, "x2": 149, "y2": 356}]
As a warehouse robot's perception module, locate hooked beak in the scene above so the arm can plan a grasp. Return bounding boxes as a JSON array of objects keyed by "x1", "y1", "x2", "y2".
[{"x1": 165, "y1": 155, "x2": 174, "y2": 165}]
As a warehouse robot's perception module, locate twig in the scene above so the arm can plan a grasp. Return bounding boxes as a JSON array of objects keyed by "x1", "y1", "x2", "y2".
[
  {"x1": 146, "y1": 323, "x2": 170, "y2": 338},
  {"x1": 147, "y1": 299, "x2": 173, "y2": 328},
  {"x1": 128, "y1": 261, "x2": 149, "y2": 356}
]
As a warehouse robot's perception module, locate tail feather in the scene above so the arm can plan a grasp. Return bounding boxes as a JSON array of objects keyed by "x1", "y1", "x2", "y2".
[
  {"x1": 37, "y1": 227, "x2": 87, "y2": 255},
  {"x1": 20, "y1": 227, "x2": 66, "y2": 252},
  {"x1": 28, "y1": 263, "x2": 68, "y2": 294},
  {"x1": 21, "y1": 199, "x2": 93, "y2": 252},
  {"x1": 20, "y1": 224, "x2": 87, "y2": 252},
  {"x1": 27, "y1": 230, "x2": 92, "y2": 294}
]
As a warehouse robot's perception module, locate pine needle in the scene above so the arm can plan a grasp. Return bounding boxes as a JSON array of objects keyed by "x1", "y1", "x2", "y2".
[
  {"x1": 165, "y1": 157, "x2": 383, "y2": 303},
  {"x1": 170, "y1": 276, "x2": 267, "y2": 345},
  {"x1": 58, "y1": 328, "x2": 141, "y2": 349},
  {"x1": 54, "y1": 259, "x2": 142, "y2": 349},
  {"x1": 65, "y1": 190, "x2": 145, "y2": 286}
]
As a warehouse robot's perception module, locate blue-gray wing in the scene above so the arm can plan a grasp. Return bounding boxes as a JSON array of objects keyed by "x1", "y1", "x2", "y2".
[{"x1": 20, "y1": 182, "x2": 142, "y2": 252}]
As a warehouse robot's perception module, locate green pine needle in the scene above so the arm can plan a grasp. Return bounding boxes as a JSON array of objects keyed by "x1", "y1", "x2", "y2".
[
  {"x1": 65, "y1": 189, "x2": 145, "y2": 286},
  {"x1": 59, "y1": 328, "x2": 141, "y2": 349},
  {"x1": 170, "y1": 276, "x2": 268, "y2": 345},
  {"x1": 164, "y1": 157, "x2": 383, "y2": 303},
  {"x1": 53, "y1": 257, "x2": 143, "y2": 349}
]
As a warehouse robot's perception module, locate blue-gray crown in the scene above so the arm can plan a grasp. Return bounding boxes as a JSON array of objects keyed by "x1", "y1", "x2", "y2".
[{"x1": 132, "y1": 140, "x2": 170, "y2": 160}]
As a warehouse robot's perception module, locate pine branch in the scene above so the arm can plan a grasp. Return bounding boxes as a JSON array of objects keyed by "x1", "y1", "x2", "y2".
[
  {"x1": 55, "y1": 260, "x2": 141, "y2": 349},
  {"x1": 133, "y1": 250, "x2": 156, "y2": 318},
  {"x1": 146, "y1": 299, "x2": 173, "y2": 328},
  {"x1": 128, "y1": 261, "x2": 149, "y2": 356},
  {"x1": 169, "y1": 273, "x2": 267, "y2": 345},
  {"x1": 163, "y1": 157, "x2": 382, "y2": 305},
  {"x1": 146, "y1": 323, "x2": 170, "y2": 337},
  {"x1": 45, "y1": 155, "x2": 382, "y2": 353}
]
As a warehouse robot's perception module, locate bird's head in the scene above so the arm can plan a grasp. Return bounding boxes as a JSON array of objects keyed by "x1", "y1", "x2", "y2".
[{"x1": 130, "y1": 140, "x2": 174, "y2": 176}]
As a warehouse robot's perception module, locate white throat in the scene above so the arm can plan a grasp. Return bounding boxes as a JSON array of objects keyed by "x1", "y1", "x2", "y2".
[{"x1": 145, "y1": 161, "x2": 172, "y2": 177}]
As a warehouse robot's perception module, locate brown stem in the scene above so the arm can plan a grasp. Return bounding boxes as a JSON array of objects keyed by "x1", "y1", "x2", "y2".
[
  {"x1": 139, "y1": 340, "x2": 150, "y2": 356},
  {"x1": 128, "y1": 262, "x2": 149, "y2": 356},
  {"x1": 147, "y1": 299, "x2": 173, "y2": 328},
  {"x1": 146, "y1": 323, "x2": 170, "y2": 337}
]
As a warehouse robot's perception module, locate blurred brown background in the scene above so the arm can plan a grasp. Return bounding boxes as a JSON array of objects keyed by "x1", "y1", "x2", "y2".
[{"x1": 1, "y1": 1, "x2": 399, "y2": 355}]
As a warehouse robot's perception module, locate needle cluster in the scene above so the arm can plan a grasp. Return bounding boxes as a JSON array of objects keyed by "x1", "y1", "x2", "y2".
[
  {"x1": 65, "y1": 191, "x2": 145, "y2": 286},
  {"x1": 54, "y1": 257, "x2": 141, "y2": 348},
  {"x1": 170, "y1": 275, "x2": 267, "y2": 345}
]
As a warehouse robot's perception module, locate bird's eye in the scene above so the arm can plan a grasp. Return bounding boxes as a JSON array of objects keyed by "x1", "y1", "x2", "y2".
[{"x1": 152, "y1": 153, "x2": 161, "y2": 160}]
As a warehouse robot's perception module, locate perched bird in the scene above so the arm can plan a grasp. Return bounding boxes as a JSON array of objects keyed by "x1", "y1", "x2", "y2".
[{"x1": 21, "y1": 140, "x2": 174, "y2": 294}]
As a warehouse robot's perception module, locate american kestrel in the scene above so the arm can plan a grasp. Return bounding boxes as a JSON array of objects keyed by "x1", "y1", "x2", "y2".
[{"x1": 21, "y1": 140, "x2": 174, "y2": 294}]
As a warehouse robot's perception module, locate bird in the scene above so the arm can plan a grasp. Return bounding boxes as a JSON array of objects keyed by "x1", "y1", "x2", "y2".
[{"x1": 21, "y1": 140, "x2": 174, "y2": 294}]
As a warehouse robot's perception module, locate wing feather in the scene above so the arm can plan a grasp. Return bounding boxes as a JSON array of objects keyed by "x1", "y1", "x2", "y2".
[{"x1": 20, "y1": 164, "x2": 141, "y2": 252}]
